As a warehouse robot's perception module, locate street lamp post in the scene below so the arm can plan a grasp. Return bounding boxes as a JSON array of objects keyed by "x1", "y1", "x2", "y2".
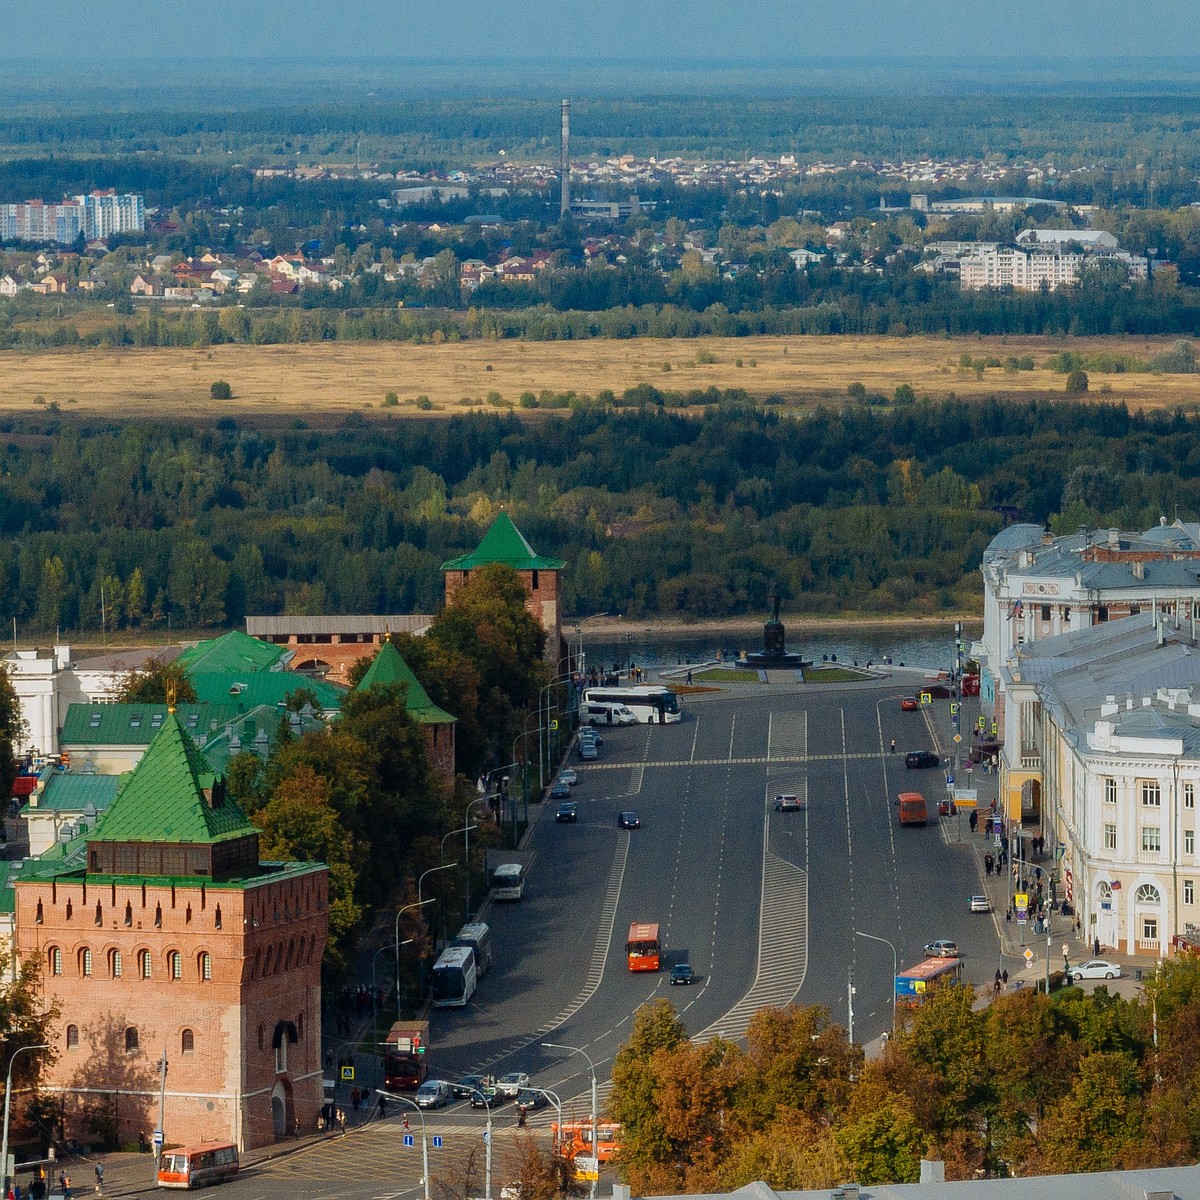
[
  {"x1": 538, "y1": 672, "x2": 574, "y2": 790},
  {"x1": 465, "y1": 1089, "x2": 494, "y2": 1200},
  {"x1": 570, "y1": 612, "x2": 610, "y2": 676},
  {"x1": 2, "y1": 1043, "x2": 49, "y2": 1194},
  {"x1": 517, "y1": 1086, "x2": 563, "y2": 1135},
  {"x1": 372, "y1": 941, "x2": 412, "y2": 1036},
  {"x1": 417, "y1": 863, "x2": 458, "y2": 999},
  {"x1": 394, "y1": 898, "x2": 435, "y2": 1021},
  {"x1": 375, "y1": 1091, "x2": 431, "y2": 1200},
  {"x1": 854, "y1": 930, "x2": 898, "y2": 1034},
  {"x1": 542, "y1": 1041, "x2": 598, "y2": 1199},
  {"x1": 462, "y1": 795, "x2": 493, "y2": 919}
]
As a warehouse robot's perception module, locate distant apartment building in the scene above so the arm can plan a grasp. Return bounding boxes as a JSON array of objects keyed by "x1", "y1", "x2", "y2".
[
  {"x1": 0, "y1": 190, "x2": 144, "y2": 244},
  {"x1": 960, "y1": 244, "x2": 1148, "y2": 291}
]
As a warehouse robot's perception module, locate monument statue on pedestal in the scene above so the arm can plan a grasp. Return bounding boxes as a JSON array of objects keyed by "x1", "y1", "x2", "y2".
[{"x1": 745, "y1": 590, "x2": 805, "y2": 668}]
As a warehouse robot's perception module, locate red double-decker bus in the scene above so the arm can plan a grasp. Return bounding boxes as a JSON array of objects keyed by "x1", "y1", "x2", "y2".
[{"x1": 626, "y1": 922, "x2": 660, "y2": 971}]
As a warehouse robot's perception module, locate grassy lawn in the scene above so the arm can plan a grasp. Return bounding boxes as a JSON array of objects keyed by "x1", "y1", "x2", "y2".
[
  {"x1": 802, "y1": 666, "x2": 871, "y2": 682},
  {"x1": 693, "y1": 667, "x2": 763, "y2": 682}
]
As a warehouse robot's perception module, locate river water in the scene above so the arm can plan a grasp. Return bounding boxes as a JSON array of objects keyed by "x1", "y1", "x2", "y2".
[{"x1": 582, "y1": 620, "x2": 980, "y2": 677}]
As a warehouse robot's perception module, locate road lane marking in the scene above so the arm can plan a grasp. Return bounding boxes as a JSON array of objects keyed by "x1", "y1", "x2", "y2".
[
  {"x1": 472, "y1": 832, "x2": 630, "y2": 1073},
  {"x1": 579, "y1": 752, "x2": 883, "y2": 770}
]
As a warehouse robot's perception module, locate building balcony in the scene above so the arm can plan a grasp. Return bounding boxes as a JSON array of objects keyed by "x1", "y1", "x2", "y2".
[
  {"x1": 1020, "y1": 754, "x2": 1042, "y2": 770},
  {"x1": 1137, "y1": 850, "x2": 1164, "y2": 864}
]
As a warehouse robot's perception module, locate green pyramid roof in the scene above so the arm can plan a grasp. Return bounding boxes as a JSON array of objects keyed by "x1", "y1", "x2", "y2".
[
  {"x1": 89, "y1": 712, "x2": 257, "y2": 845},
  {"x1": 440, "y1": 511, "x2": 565, "y2": 572},
  {"x1": 178, "y1": 630, "x2": 289, "y2": 675},
  {"x1": 355, "y1": 641, "x2": 455, "y2": 725}
]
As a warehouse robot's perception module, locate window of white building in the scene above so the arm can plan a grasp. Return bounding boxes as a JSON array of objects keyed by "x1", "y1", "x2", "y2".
[
  {"x1": 1187, "y1": 830, "x2": 1195, "y2": 856},
  {"x1": 1142, "y1": 827, "x2": 1162, "y2": 853},
  {"x1": 1104, "y1": 778, "x2": 1117, "y2": 805},
  {"x1": 1185, "y1": 880, "x2": 1194, "y2": 905},
  {"x1": 1142, "y1": 915, "x2": 1159, "y2": 944},
  {"x1": 1187, "y1": 783, "x2": 1196, "y2": 810},
  {"x1": 1104, "y1": 822, "x2": 1117, "y2": 850},
  {"x1": 1141, "y1": 780, "x2": 1161, "y2": 807}
]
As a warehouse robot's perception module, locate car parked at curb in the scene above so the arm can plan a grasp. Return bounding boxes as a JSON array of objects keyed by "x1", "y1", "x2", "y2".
[
  {"x1": 559, "y1": 769, "x2": 578, "y2": 786},
  {"x1": 549, "y1": 779, "x2": 571, "y2": 800},
  {"x1": 1071, "y1": 959, "x2": 1121, "y2": 980}
]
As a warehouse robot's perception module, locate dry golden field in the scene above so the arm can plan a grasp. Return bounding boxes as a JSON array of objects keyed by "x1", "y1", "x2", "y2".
[{"x1": 3, "y1": 334, "x2": 1200, "y2": 421}]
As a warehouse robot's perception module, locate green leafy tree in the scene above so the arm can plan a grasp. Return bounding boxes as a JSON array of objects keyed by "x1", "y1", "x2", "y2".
[
  {"x1": 118, "y1": 658, "x2": 197, "y2": 705},
  {"x1": 0, "y1": 946, "x2": 59, "y2": 1125},
  {"x1": 833, "y1": 1097, "x2": 927, "y2": 1185}
]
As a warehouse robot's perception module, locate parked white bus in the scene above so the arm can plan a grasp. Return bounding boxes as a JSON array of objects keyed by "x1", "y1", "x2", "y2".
[
  {"x1": 580, "y1": 685, "x2": 681, "y2": 724},
  {"x1": 432, "y1": 945, "x2": 478, "y2": 1008},
  {"x1": 489, "y1": 862, "x2": 526, "y2": 900},
  {"x1": 452, "y1": 922, "x2": 492, "y2": 977}
]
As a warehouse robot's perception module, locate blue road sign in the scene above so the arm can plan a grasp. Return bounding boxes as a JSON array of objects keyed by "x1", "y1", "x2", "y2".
[
  {"x1": 946, "y1": 773, "x2": 955, "y2": 786},
  {"x1": 432, "y1": 1136, "x2": 443, "y2": 1149},
  {"x1": 403, "y1": 1134, "x2": 415, "y2": 1148}
]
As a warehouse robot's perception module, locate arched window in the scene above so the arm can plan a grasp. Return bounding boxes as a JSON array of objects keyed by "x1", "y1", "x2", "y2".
[
  {"x1": 139, "y1": 950, "x2": 152, "y2": 979},
  {"x1": 181, "y1": 1029, "x2": 195, "y2": 1055},
  {"x1": 66, "y1": 1024, "x2": 79, "y2": 1050},
  {"x1": 1136, "y1": 883, "x2": 1162, "y2": 904},
  {"x1": 110, "y1": 949, "x2": 123, "y2": 979},
  {"x1": 79, "y1": 947, "x2": 93, "y2": 977},
  {"x1": 125, "y1": 1027, "x2": 139, "y2": 1053},
  {"x1": 47, "y1": 946, "x2": 62, "y2": 976},
  {"x1": 169, "y1": 951, "x2": 182, "y2": 980},
  {"x1": 199, "y1": 952, "x2": 212, "y2": 982}
]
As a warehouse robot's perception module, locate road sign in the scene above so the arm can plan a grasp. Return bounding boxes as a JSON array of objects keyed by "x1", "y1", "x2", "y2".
[
  {"x1": 549, "y1": 720, "x2": 558, "y2": 731},
  {"x1": 1024, "y1": 948, "x2": 1034, "y2": 965},
  {"x1": 920, "y1": 692, "x2": 932, "y2": 705},
  {"x1": 953, "y1": 733, "x2": 962, "y2": 743},
  {"x1": 950, "y1": 702, "x2": 959, "y2": 715},
  {"x1": 153, "y1": 1129, "x2": 164, "y2": 1151},
  {"x1": 403, "y1": 1134, "x2": 415, "y2": 1148},
  {"x1": 946, "y1": 773, "x2": 954, "y2": 786},
  {"x1": 953, "y1": 789, "x2": 977, "y2": 807},
  {"x1": 574, "y1": 1155, "x2": 599, "y2": 1183},
  {"x1": 1015, "y1": 892, "x2": 1029, "y2": 910},
  {"x1": 340, "y1": 1065, "x2": 355, "y2": 1081},
  {"x1": 432, "y1": 1136, "x2": 443, "y2": 1149}
]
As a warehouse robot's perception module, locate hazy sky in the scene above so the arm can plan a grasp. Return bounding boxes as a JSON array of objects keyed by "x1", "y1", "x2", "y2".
[{"x1": 3, "y1": 0, "x2": 1198, "y2": 62}]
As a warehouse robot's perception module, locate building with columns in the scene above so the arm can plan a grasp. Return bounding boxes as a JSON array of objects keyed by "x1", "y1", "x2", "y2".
[
  {"x1": 998, "y1": 612, "x2": 1200, "y2": 957},
  {"x1": 441, "y1": 512, "x2": 565, "y2": 665},
  {"x1": 11, "y1": 713, "x2": 327, "y2": 1149}
]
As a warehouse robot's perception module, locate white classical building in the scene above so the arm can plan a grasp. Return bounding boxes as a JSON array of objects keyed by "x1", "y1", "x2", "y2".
[
  {"x1": 959, "y1": 244, "x2": 1148, "y2": 291},
  {"x1": 1001, "y1": 613, "x2": 1200, "y2": 957},
  {"x1": 2, "y1": 644, "x2": 179, "y2": 758}
]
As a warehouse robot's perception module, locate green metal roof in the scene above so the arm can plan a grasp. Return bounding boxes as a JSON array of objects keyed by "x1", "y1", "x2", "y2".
[
  {"x1": 354, "y1": 641, "x2": 455, "y2": 725},
  {"x1": 87, "y1": 712, "x2": 257, "y2": 846},
  {"x1": 61, "y1": 702, "x2": 243, "y2": 748},
  {"x1": 440, "y1": 511, "x2": 565, "y2": 572},
  {"x1": 178, "y1": 630, "x2": 289, "y2": 675},
  {"x1": 18, "y1": 857, "x2": 325, "y2": 891},
  {"x1": 197, "y1": 703, "x2": 327, "y2": 774},
  {"x1": 187, "y1": 672, "x2": 346, "y2": 712},
  {"x1": 21, "y1": 772, "x2": 120, "y2": 815},
  {"x1": 0, "y1": 861, "x2": 14, "y2": 914}
]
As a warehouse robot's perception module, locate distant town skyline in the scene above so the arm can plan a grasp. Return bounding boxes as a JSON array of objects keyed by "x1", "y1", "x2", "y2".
[{"x1": 2, "y1": 0, "x2": 1197, "y2": 63}]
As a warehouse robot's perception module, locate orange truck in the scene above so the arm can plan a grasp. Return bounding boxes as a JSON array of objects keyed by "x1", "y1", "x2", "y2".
[{"x1": 897, "y1": 791, "x2": 928, "y2": 827}]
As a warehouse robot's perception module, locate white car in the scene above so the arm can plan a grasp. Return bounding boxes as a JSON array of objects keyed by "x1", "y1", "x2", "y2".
[
  {"x1": 924, "y1": 940, "x2": 961, "y2": 958},
  {"x1": 496, "y1": 1071, "x2": 530, "y2": 1098},
  {"x1": 773, "y1": 794, "x2": 801, "y2": 811},
  {"x1": 968, "y1": 895, "x2": 992, "y2": 913},
  {"x1": 1071, "y1": 959, "x2": 1121, "y2": 980},
  {"x1": 415, "y1": 1079, "x2": 453, "y2": 1109}
]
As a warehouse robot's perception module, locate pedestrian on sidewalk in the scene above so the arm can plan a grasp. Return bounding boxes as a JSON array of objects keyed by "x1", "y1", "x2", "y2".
[
  {"x1": 1001, "y1": 969, "x2": 1008, "y2": 989},
  {"x1": 994, "y1": 969, "x2": 1001, "y2": 994},
  {"x1": 1094, "y1": 935, "x2": 1101, "y2": 957},
  {"x1": 94, "y1": 1164, "x2": 103, "y2": 1195}
]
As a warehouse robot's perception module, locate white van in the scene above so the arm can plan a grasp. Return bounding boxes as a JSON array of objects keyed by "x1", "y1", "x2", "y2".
[{"x1": 581, "y1": 701, "x2": 638, "y2": 726}]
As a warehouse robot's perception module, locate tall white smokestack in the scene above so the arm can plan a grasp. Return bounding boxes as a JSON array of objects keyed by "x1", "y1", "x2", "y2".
[{"x1": 560, "y1": 99, "x2": 570, "y2": 217}]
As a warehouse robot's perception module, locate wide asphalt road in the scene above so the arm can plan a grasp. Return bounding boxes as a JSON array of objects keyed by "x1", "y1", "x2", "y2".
[{"x1": 424, "y1": 677, "x2": 993, "y2": 1110}]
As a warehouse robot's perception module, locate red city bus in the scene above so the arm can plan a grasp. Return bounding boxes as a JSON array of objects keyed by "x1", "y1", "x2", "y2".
[
  {"x1": 552, "y1": 1120, "x2": 624, "y2": 1164},
  {"x1": 157, "y1": 1143, "x2": 239, "y2": 1188},
  {"x1": 626, "y1": 921, "x2": 660, "y2": 971}
]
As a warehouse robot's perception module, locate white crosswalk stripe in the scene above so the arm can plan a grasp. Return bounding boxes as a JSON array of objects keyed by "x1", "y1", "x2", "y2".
[
  {"x1": 580, "y1": 753, "x2": 882, "y2": 770},
  {"x1": 768, "y1": 710, "x2": 808, "y2": 762}
]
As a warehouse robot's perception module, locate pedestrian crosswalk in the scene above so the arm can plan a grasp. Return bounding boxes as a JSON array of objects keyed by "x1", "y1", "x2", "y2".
[{"x1": 768, "y1": 710, "x2": 808, "y2": 762}]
